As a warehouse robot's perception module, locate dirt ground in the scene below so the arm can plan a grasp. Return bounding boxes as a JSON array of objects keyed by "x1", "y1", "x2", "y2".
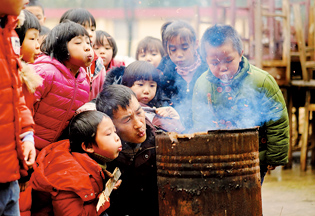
[{"x1": 262, "y1": 160, "x2": 315, "y2": 216}]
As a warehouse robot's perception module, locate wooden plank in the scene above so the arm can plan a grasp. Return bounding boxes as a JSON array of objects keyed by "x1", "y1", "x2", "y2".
[
  {"x1": 261, "y1": 12, "x2": 286, "y2": 18},
  {"x1": 262, "y1": 60, "x2": 287, "y2": 67},
  {"x1": 291, "y1": 79, "x2": 315, "y2": 87},
  {"x1": 301, "y1": 90, "x2": 311, "y2": 171}
]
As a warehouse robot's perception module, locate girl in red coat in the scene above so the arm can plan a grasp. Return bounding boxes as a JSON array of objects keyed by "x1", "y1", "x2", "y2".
[
  {"x1": 33, "y1": 21, "x2": 92, "y2": 152},
  {"x1": 31, "y1": 110, "x2": 122, "y2": 216}
]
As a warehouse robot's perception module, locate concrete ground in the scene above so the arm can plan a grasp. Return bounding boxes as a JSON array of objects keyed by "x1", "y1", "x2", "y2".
[{"x1": 262, "y1": 161, "x2": 315, "y2": 216}]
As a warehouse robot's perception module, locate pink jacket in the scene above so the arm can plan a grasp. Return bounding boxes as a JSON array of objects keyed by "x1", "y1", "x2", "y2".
[{"x1": 33, "y1": 55, "x2": 89, "y2": 151}]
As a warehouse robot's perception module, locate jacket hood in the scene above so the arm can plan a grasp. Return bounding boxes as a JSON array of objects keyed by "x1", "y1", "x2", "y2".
[
  {"x1": 34, "y1": 55, "x2": 87, "y2": 81},
  {"x1": 104, "y1": 65, "x2": 126, "y2": 87},
  {"x1": 20, "y1": 62, "x2": 43, "y2": 93},
  {"x1": 31, "y1": 140, "x2": 103, "y2": 201}
]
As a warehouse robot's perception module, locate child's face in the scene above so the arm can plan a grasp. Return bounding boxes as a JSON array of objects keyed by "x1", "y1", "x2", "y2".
[
  {"x1": 83, "y1": 22, "x2": 96, "y2": 45},
  {"x1": 21, "y1": 28, "x2": 40, "y2": 63},
  {"x1": 205, "y1": 41, "x2": 243, "y2": 82},
  {"x1": 25, "y1": 6, "x2": 45, "y2": 25},
  {"x1": 65, "y1": 35, "x2": 94, "y2": 72},
  {"x1": 93, "y1": 117, "x2": 122, "y2": 160},
  {"x1": 93, "y1": 37, "x2": 113, "y2": 69},
  {"x1": 112, "y1": 96, "x2": 146, "y2": 144},
  {"x1": 137, "y1": 49, "x2": 162, "y2": 68},
  {"x1": 130, "y1": 80, "x2": 157, "y2": 105},
  {"x1": 168, "y1": 35, "x2": 197, "y2": 68},
  {"x1": 1, "y1": 0, "x2": 28, "y2": 16}
]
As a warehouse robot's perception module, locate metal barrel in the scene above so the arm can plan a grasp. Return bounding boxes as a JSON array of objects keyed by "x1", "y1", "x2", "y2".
[{"x1": 156, "y1": 128, "x2": 262, "y2": 216}]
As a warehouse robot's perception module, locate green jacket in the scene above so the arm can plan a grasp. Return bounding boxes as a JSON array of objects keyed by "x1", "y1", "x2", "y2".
[{"x1": 192, "y1": 56, "x2": 289, "y2": 166}]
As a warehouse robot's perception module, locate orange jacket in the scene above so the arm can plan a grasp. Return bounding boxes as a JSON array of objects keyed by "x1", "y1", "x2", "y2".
[{"x1": 0, "y1": 15, "x2": 35, "y2": 183}]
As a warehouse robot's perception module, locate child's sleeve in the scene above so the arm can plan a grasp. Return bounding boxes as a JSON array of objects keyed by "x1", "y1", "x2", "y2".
[
  {"x1": 262, "y1": 75, "x2": 289, "y2": 166},
  {"x1": 52, "y1": 192, "x2": 99, "y2": 216}
]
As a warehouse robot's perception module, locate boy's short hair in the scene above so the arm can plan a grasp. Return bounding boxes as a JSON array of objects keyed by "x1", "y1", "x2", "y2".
[
  {"x1": 96, "y1": 84, "x2": 136, "y2": 118},
  {"x1": 200, "y1": 24, "x2": 243, "y2": 59},
  {"x1": 40, "y1": 21, "x2": 89, "y2": 63},
  {"x1": 59, "y1": 8, "x2": 96, "y2": 29},
  {"x1": 69, "y1": 111, "x2": 108, "y2": 153},
  {"x1": 136, "y1": 36, "x2": 165, "y2": 60},
  {"x1": 95, "y1": 30, "x2": 118, "y2": 59},
  {"x1": 27, "y1": 0, "x2": 45, "y2": 15},
  {"x1": 15, "y1": 10, "x2": 41, "y2": 44},
  {"x1": 162, "y1": 20, "x2": 196, "y2": 54}
]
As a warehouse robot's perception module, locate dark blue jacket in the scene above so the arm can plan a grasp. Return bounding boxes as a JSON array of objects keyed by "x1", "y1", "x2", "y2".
[{"x1": 157, "y1": 55, "x2": 209, "y2": 131}]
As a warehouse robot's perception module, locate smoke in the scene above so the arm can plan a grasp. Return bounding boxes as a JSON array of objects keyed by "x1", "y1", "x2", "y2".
[{"x1": 190, "y1": 79, "x2": 285, "y2": 133}]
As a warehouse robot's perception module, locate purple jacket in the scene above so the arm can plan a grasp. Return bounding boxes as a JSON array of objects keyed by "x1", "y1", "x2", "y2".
[{"x1": 33, "y1": 55, "x2": 89, "y2": 151}]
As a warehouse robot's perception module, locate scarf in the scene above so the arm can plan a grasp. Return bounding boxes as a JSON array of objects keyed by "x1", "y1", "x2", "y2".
[{"x1": 175, "y1": 53, "x2": 201, "y2": 77}]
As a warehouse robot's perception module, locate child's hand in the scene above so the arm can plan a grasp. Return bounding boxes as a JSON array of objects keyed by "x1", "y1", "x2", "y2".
[
  {"x1": 103, "y1": 169, "x2": 122, "y2": 190},
  {"x1": 22, "y1": 141, "x2": 36, "y2": 167},
  {"x1": 75, "y1": 102, "x2": 96, "y2": 115},
  {"x1": 156, "y1": 107, "x2": 180, "y2": 119},
  {"x1": 267, "y1": 165, "x2": 277, "y2": 170}
]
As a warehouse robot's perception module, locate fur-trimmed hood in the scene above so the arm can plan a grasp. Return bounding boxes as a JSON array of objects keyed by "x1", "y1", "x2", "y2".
[{"x1": 19, "y1": 61, "x2": 43, "y2": 93}]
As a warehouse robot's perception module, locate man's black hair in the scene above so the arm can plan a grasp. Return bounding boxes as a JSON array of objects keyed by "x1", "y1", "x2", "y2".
[{"x1": 96, "y1": 85, "x2": 136, "y2": 118}]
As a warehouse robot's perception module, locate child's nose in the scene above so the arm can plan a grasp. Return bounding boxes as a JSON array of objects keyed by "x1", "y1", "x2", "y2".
[{"x1": 219, "y1": 64, "x2": 228, "y2": 71}]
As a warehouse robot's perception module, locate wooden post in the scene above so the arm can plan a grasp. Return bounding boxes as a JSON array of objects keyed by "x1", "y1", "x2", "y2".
[
  {"x1": 301, "y1": 90, "x2": 311, "y2": 171},
  {"x1": 193, "y1": 5, "x2": 200, "y2": 41},
  {"x1": 282, "y1": 0, "x2": 291, "y2": 83},
  {"x1": 293, "y1": 3, "x2": 309, "y2": 81},
  {"x1": 254, "y1": 0, "x2": 262, "y2": 68},
  {"x1": 268, "y1": 0, "x2": 275, "y2": 59},
  {"x1": 230, "y1": 0, "x2": 236, "y2": 27},
  {"x1": 283, "y1": 87, "x2": 293, "y2": 169}
]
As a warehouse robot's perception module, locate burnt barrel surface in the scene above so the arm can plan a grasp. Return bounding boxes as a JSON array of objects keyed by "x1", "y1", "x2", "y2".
[{"x1": 156, "y1": 128, "x2": 262, "y2": 216}]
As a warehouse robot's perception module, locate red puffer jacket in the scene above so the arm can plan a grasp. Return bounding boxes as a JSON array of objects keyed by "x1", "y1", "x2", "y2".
[
  {"x1": 0, "y1": 15, "x2": 35, "y2": 183},
  {"x1": 31, "y1": 140, "x2": 105, "y2": 216},
  {"x1": 33, "y1": 55, "x2": 89, "y2": 151}
]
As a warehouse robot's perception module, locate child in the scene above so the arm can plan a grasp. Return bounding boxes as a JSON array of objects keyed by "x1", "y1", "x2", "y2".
[
  {"x1": 136, "y1": 36, "x2": 165, "y2": 68},
  {"x1": 94, "y1": 30, "x2": 125, "y2": 72},
  {"x1": 25, "y1": 0, "x2": 46, "y2": 26},
  {"x1": 192, "y1": 24, "x2": 289, "y2": 184},
  {"x1": 15, "y1": 11, "x2": 43, "y2": 216},
  {"x1": 32, "y1": 21, "x2": 91, "y2": 152},
  {"x1": 157, "y1": 20, "x2": 209, "y2": 131},
  {"x1": 15, "y1": 9, "x2": 43, "y2": 114},
  {"x1": 60, "y1": 8, "x2": 106, "y2": 100},
  {"x1": 106, "y1": 61, "x2": 184, "y2": 133},
  {"x1": 96, "y1": 85, "x2": 159, "y2": 216},
  {"x1": 0, "y1": 1, "x2": 36, "y2": 215},
  {"x1": 31, "y1": 110, "x2": 122, "y2": 215}
]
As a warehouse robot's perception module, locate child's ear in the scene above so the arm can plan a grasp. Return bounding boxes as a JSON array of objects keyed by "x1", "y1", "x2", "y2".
[
  {"x1": 240, "y1": 50, "x2": 244, "y2": 62},
  {"x1": 81, "y1": 142, "x2": 94, "y2": 153}
]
